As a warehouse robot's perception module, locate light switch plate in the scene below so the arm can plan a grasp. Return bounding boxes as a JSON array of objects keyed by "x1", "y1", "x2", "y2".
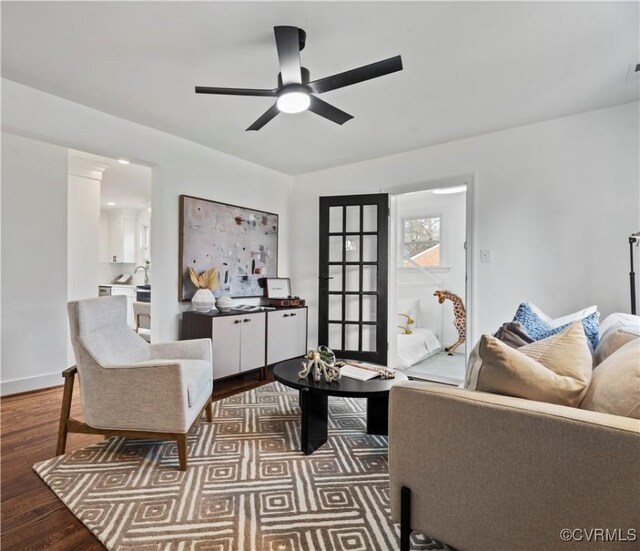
[{"x1": 480, "y1": 249, "x2": 491, "y2": 263}]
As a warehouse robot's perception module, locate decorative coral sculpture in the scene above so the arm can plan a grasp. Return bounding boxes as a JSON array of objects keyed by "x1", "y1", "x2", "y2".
[{"x1": 298, "y1": 346, "x2": 341, "y2": 383}]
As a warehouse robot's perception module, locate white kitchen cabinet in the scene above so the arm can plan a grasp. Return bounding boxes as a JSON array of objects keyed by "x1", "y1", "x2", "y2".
[
  {"x1": 110, "y1": 285, "x2": 136, "y2": 328},
  {"x1": 210, "y1": 312, "x2": 266, "y2": 380},
  {"x1": 101, "y1": 211, "x2": 137, "y2": 263},
  {"x1": 108, "y1": 216, "x2": 136, "y2": 263},
  {"x1": 267, "y1": 308, "x2": 308, "y2": 365}
]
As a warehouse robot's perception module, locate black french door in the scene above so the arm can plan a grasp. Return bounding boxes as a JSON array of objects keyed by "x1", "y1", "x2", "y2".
[{"x1": 318, "y1": 194, "x2": 389, "y2": 365}]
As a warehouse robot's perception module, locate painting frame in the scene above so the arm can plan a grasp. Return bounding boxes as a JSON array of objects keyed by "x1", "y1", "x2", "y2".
[{"x1": 179, "y1": 194, "x2": 279, "y2": 301}]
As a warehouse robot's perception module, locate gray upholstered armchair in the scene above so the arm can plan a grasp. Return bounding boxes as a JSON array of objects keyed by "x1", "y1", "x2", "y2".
[{"x1": 59, "y1": 295, "x2": 213, "y2": 470}]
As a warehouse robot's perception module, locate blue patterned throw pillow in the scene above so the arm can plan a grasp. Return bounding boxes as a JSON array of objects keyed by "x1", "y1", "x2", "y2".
[{"x1": 513, "y1": 303, "x2": 600, "y2": 349}]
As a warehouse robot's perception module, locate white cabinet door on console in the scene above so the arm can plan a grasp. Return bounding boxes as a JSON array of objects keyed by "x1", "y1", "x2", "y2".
[
  {"x1": 212, "y1": 317, "x2": 241, "y2": 380},
  {"x1": 267, "y1": 309, "x2": 308, "y2": 365},
  {"x1": 240, "y1": 313, "x2": 266, "y2": 372}
]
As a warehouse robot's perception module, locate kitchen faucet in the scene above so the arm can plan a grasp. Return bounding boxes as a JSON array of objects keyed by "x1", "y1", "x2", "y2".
[{"x1": 135, "y1": 265, "x2": 149, "y2": 285}]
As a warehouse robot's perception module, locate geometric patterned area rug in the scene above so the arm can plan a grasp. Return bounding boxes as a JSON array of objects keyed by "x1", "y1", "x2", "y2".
[{"x1": 34, "y1": 382, "x2": 449, "y2": 550}]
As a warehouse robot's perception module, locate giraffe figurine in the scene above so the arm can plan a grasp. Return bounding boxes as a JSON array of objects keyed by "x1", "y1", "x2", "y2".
[{"x1": 433, "y1": 290, "x2": 466, "y2": 355}]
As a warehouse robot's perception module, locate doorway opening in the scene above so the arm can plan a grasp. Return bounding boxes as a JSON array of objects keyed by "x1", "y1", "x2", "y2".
[
  {"x1": 67, "y1": 150, "x2": 152, "y2": 349},
  {"x1": 389, "y1": 178, "x2": 472, "y2": 386}
]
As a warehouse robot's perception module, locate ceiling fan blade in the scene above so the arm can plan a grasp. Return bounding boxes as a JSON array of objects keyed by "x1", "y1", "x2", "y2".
[
  {"x1": 308, "y1": 96, "x2": 353, "y2": 125},
  {"x1": 246, "y1": 104, "x2": 280, "y2": 131},
  {"x1": 195, "y1": 86, "x2": 277, "y2": 97},
  {"x1": 309, "y1": 55, "x2": 403, "y2": 94},
  {"x1": 274, "y1": 26, "x2": 302, "y2": 85}
]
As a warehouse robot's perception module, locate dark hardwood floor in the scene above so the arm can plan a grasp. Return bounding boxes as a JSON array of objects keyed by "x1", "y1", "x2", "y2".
[{"x1": 1, "y1": 368, "x2": 274, "y2": 551}]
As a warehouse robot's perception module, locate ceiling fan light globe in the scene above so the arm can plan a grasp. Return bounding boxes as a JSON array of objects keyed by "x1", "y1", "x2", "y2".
[{"x1": 276, "y1": 91, "x2": 310, "y2": 113}]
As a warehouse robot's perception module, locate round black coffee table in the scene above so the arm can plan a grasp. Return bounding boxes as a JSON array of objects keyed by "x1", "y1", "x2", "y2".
[{"x1": 273, "y1": 358, "x2": 409, "y2": 454}]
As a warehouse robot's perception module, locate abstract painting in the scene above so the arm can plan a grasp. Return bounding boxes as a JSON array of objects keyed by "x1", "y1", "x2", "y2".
[{"x1": 179, "y1": 195, "x2": 278, "y2": 299}]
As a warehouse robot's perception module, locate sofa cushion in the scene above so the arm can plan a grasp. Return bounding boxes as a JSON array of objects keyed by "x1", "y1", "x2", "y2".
[
  {"x1": 513, "y1": 303, "x2": 600, "y2": 350},
  {"x1": 580, "y1": 339, "x2": 640, "y2": 419},
  {"x1": 595, "y1": 313, "x2": 640, "y2": 365},
  {"x1": 183, "y1": 360, "x2": 213, "y2": 408},
  {"x1": 472, "y1": 322, "x2": 593, "y2": 407},
  {"x1": 493, "y1": 322, "x2": 534, "y2": 349},
  {"x1": 598, "y1": 312, "x2": 640, "y2": 337},
  {"x1": 595, "y1": 326, "x2": 640, "y2": 365}
]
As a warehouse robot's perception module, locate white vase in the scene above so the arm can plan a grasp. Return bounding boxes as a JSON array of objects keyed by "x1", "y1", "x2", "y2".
[
  {"x1": 216, "y1": 295, "x2": 234, "y2": 312},
  {"x1": 192, "y1": 288, "x2": 216, "y2": 311}
]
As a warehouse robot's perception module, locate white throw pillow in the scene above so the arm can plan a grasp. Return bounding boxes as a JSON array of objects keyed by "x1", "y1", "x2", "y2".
[
  {"x1": 397, "y1": 299, "x2": 419, "y2": 335},
  {"x1": 528, "y1": 303, "x2": 597, "y2": 329},
  {"x1": 598, "y1": 313, "x2": 640, "y2": 337}
]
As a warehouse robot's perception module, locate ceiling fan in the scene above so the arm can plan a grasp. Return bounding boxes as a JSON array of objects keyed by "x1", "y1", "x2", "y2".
[{"x1": 195, "y1": 26, "x2": 403, "y2": 131}]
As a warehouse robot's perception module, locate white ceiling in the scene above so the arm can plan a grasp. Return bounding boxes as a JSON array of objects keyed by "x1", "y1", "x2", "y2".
[
  {"x1": 100, "y1": 162, "x2": 152, "y2": 211},
  {"x1": 69, "y1": 149, "x2": 152, "y2": 210},
  {"x1": 2, "y1": 2, "x2": 638, "y2": 175}
]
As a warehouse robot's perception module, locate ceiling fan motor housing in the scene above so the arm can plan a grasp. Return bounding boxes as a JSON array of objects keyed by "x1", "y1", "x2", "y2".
[{"x1": 278, "y1": 67, "x2": 311, "y2": 89}]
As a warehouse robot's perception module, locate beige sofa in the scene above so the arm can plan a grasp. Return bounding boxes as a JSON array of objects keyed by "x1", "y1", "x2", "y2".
[{"x1": 389, "y1": 326, "x2": 640, "y2": 551}]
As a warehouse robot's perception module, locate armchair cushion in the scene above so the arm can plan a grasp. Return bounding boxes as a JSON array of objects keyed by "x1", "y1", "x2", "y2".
[
  {"x1": 150, "y1": 339, "x2": 212, "y2": 361},
  {"x1": 81, "y1": 324, "x2": 149, "y2": 365},
  {"x1": 184, "y1": 360, "x2": 214, "y2": 408}
]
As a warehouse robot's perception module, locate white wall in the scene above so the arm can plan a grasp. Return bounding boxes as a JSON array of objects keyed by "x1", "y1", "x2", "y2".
[
  {"x1": 67, "y1": 173, "x2": 101, "y2": 366},
  {"x1": 290, "y1": 102, "x2": 640, "y2": 352},
  {"x1": 68, "y1": 174, "x2": 101, "y2": 301},
  {"x1": 1, "y1": 133, "x2": 69, "y2": 394},
  {"x1": 396, "y1": 190, "x2": 466, "y2": 346},
  {"x1": 1, "y1": 78, "x2": 292, "y2": 394}
]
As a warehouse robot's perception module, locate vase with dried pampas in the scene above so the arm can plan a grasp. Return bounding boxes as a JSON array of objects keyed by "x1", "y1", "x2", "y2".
[{"x1": 188, "y1": 267, "x2": 220, "y2": 311}]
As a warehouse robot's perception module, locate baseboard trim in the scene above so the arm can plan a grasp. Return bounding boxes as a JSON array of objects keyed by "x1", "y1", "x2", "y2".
[{"x1": 1, "y1": 371, "x2": 63, "y2": 396}]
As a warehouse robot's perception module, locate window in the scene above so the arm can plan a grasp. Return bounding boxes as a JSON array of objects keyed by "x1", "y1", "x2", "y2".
[{"x1": 401, "y1": 216, "x2": 441, "y2": 268}]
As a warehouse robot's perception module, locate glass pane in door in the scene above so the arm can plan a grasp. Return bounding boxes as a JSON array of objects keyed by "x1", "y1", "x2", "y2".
[
  {"x1": 362, "y1": 235, "x2": 377, "y2": 262},
  {"x1": 345, "y1": 206, "x2": 360, "y2": 233},
  {"x1": 362, "y1": 205, "x2": 377, "y2": 232},
  {"x1": 329, "y1": 236, "x2": 343, "y2": 262},
  {"x1": 329, "y1": 206, "x2": 343, "y2": 232}
]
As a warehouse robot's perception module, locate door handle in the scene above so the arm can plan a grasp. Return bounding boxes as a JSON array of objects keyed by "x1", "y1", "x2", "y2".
[
  {"x1": 243, "y1": 319, "x2": 251, "y2": 323},
  {"x1": 290, "y1": 313, "x2": 297, "y2": 317},
  {"x1": 283, "y1": 314, "x2": 290, "y2": 317},
  {"x1": 234, "y1": 320, "x2": 241, "y2": 324}
]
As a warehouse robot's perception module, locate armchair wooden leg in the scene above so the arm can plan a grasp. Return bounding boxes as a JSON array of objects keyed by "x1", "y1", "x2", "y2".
[
  {"x1": 177, "y1": 434, "x2": 188, "y2": 471},
  {"x1": 400, "y1": 486, "x2": 412, "y2": 551},
  {"x1": 205, "y1": 398, "x2": 213, "y2": 422},
  {"x1": 56, "y1": 366, "x2": 77, "y2": 455}
]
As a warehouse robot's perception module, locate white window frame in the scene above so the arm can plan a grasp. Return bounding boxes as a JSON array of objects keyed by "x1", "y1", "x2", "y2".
[{"x1": 398, "y1": 213, "x2": 449, "y2": 272}]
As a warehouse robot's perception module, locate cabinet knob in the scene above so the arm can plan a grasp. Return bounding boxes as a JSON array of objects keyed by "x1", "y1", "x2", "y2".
[
  {"x1": 234, "y1": 320, "x2": 241, "y2": 324},
  {"x1": 290, "y1": 313, "x2": 297, "y2": 317},
  {"x1": 243, "y1": 318, "x2": 251, "y2": 323},
  {"x1": 283, "y1": 314, "x2": 290, "y2": 317}
]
